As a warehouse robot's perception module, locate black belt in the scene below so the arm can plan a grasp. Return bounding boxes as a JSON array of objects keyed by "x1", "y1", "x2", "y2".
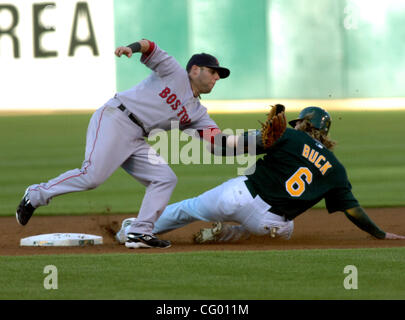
[
  {"x1": 117, "y1": 104, "x2": 147, "y2": 135},
  {"x1": 244, "y1": 179, "x2": 289, "y2": 221}
]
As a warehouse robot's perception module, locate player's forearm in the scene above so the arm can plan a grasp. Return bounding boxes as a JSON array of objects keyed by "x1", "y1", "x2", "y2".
[
  {"x1": 209, "y1": 131, "x2": 265, "y2": 156},
  {"x1": 344, "y1": 206, "x2": 386, "y2": 239},
  {"x1": 127, "y1": 39, "x2": 150, "y2": 54}
]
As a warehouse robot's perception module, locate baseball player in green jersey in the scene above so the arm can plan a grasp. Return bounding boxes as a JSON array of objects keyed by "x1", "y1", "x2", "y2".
[{"x1": 116, "y1": 106, "x2": 405, "y2": 244}]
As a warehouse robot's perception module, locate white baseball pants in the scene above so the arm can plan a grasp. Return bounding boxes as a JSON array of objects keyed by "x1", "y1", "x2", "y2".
[
  {"x1": 152, "y1": 176, "x2": 294, "y2": 241},
  {"x1": 27, "y1": 104, "x2": 177, "y2": 235}
]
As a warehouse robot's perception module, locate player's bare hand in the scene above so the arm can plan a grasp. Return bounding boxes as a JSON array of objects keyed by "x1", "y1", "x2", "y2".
[
  {"x1": 384, "y1": 232, "x2": 405, "y2": 240},
  {"x1": 115, "y1": 46, "x2": 133, "y2": 58}
]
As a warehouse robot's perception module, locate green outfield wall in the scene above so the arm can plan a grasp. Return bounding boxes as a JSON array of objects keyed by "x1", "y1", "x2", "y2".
[
  {"x1": 2, "y1": 0, "x2": 405, "y2": 111},
  {"x1": 114, "y1": 0, "x2": 405, "y2": 100}
]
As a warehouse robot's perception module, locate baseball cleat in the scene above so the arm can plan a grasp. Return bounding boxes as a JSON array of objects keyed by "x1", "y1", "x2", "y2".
[
  {"x1": 193, "y1": 222, "x2": 223, "y2": 244},
  {"x1": 264, "y1": 225, "x2": 280, "y2": 238},
  {"x1": 270, "y1": 227, "x2": 279, "y2": 238},
  {"x1": 125, "y1": 233, "x2": 171, "y2": 249},
  {"x1": 115, "y1": 218, "x2": 137, "y2": 244},
  {"x1": 16, "y1": 188, "x2": 36, "y2": 226}
]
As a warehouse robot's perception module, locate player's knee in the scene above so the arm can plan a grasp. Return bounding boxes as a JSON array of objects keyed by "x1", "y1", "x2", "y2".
[
  {"x1": 84, "y1": 174, "x2": 105, "y2": 190},
  {"x1": 164, "y1": 171, "x2": 178, "y2": 188},
  {"x1": 86, "y1": 181, "x2": 100, "y2": 190},
  {"x1": 157, "y1": 172, "x2": 177, "y2": 189}
]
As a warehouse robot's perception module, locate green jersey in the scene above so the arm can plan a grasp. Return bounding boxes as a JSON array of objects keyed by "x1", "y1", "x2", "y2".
[{"x1": 246, "y1": 128, "x2": 359, "y2": 220}]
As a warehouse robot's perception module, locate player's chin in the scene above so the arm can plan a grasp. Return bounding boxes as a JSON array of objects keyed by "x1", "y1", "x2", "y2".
[{"x1": 202, "y1": 86, "x2": 214, "y2": 94}]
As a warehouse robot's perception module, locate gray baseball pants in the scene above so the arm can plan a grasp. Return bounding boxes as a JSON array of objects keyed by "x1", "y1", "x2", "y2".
[{"x1": 27, "y1": 104, "x2": 177, "y2": 235}]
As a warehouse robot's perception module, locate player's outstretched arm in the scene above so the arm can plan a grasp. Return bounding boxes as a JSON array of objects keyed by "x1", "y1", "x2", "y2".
[
  {"x1": 344, "y1": 206, "x2": 405, "y2": 240},
  {"x1": 115, "y1": 39, "x2": 151, "y2": 58},
  {"x1": 207, "y1": 104, "x2": 286, "y2": 156},
  {"x1": 384, "y1": 232, "x2": 405, "y2": 240}
]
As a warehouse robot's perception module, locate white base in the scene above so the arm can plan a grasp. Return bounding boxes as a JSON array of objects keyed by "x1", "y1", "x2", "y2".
[{"x1": 20, "y1": 233, "x2": 103, "y2": 247}]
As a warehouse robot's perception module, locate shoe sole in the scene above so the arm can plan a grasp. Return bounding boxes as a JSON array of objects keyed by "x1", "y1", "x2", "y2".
[
  {"x1": 16, "y1": 188, "x2": 31, "y2": 226},
  {"x1": 264, "y1": 226, "x2": 280, "y2": 238},
  {"x1": 270, "y1": 227, "x2": 279, "y2": 238},
  {"x1": 15, "y1": 212, "x2": 24, "y2": 226},
  {"x1": 125, "y1": 241, "x2": 171, "y2": 249},
  {"x1": 194, "y1": 222, "x2": 223, "y2": 244},
  {"x1": 16, "y1": 209, "x2": 30, "y2": 226}
]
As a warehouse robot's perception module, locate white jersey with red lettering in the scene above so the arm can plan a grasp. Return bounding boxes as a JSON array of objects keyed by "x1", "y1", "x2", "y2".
[{"x1": 113, "y1": 41, "x2": 218, "y2": 133}]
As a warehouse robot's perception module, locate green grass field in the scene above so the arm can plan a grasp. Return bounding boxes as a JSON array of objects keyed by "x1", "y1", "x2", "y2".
[
  {"x1": 1, "y1": 248, "x2": 405, "y2": 300},
  {"x1": 1, "y1": 110, "x2": 405, "y2": 300}
]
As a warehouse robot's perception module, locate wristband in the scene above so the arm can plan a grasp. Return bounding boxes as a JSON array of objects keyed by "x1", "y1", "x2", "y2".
[{"x1": 127, "y1": 42, "x2": 141, "y2": 53}]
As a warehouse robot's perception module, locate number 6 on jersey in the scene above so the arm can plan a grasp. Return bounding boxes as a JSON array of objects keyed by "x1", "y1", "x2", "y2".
[{"x1": 285, "y1": 167, "x2": 313, "y2": 197}]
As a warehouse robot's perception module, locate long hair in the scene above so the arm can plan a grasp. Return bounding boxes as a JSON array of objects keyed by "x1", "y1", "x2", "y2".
[{"x1": 296, "y1": 119, "x2": 337, "y2": 150}]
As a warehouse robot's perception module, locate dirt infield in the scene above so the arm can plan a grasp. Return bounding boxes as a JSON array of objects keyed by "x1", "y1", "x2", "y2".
[{"x1": 1, "y1": 208, "x2": 405, "y2": 256}]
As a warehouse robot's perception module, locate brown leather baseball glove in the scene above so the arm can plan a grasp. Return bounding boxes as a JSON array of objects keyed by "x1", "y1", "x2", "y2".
[{"x1": 260, "y1": 104, "x2": 287, "y2": 149}]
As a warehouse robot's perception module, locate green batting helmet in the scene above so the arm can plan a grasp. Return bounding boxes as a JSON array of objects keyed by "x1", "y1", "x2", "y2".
[{"x1": 288, "y1": 106, "x2": 332, "y2": 134}]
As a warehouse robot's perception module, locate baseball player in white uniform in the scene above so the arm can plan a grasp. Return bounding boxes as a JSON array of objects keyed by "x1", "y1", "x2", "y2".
[
  {"x1": 16, "y1": 38, "x2": 230, "y2": 249},
  {"x1": 115, "y1": 175, "x2": 295, "y2": 246}
]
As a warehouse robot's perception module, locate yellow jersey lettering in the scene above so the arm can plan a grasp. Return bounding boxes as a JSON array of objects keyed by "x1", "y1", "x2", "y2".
[
  {"x1": 301, "y1": 144, "x2": 332, "y2": 174},
  {"x1": 308, "y1": 149, "x2": 319, "y2": 163},
  {"x1": 314, "y1": 155, "x2": 326, "y2": 168},
  {"x1": 302, "y1": 144, "x2": 310, "y2": 158},
  {"x1": 320, "y1": 161, "x2": 332, "y2": 175}
]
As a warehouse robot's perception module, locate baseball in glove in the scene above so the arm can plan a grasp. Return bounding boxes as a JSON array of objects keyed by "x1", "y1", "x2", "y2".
[{"x1": 260, "y1": 104, "x2": 287, "y2": 149}]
